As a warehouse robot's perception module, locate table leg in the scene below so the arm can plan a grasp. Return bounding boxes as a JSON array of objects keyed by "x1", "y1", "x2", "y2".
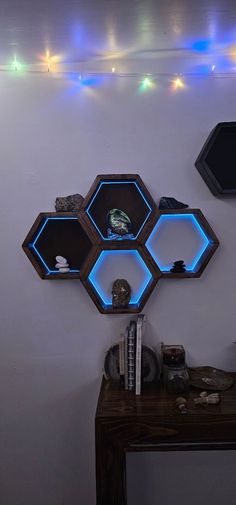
[{"x1": 95, "y1": 419, "x2": 127, "y2": 505}]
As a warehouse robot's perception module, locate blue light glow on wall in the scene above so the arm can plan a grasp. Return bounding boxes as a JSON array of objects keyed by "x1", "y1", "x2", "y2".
[
  {"x1": 85, "y1": 180, "x2": 152, "y2": 240},
  {"x1": 31, "y1": 217, "x2": 80, "y2": 274},
  {"x1": 88, "y1": 249, "x2": 153, "y2": 308},
  {"x1": 146, "y1": 213, "x2": 212, "y2": 272}
]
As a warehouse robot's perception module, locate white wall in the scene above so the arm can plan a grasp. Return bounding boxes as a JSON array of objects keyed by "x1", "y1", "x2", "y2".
[{"x1": 1, "y1": 72, "x2": 236, "y2": 504}]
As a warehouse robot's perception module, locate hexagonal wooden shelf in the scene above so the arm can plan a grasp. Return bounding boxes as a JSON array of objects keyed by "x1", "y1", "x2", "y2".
[
  {"x1": 195, "y1": 122, "x2": 236, "y2": 195},
  {"x1": 22, "y1": 212, "x2": 98, "y2": 279},
  {"x1": 140, "y1": 209, "x2": 219, "y2": 278},
  {"x1": 22, "y1": 175, "x2": 220, "y2": 313},
  {"x1": 81, "y1": 241, "x2": 161, "y2": 314},
  {"x1": 83, "y1": 174, "x2": 157, "y2": 242}
]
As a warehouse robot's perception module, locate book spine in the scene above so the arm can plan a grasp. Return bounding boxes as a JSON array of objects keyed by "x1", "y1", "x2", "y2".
[
  {"x1": 128, "y1": 322, "x2": 136, "y2": 391},
  {"x1": 135, "y1": 319, "x2": 142, "y2": 395},
  {"x1": 124, "y1": 328, "x2": 129, "y2": 390},
  {"x1": 119, "y1": 334, "x2": 125, "y2": 387}
]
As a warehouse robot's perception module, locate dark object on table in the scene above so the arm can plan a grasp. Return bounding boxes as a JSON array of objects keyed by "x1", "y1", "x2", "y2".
[
  {"x1": 176, "y1": 396, "x2": 188, "y2": 414},
  {"x1": 107, "y1": 208, "x2": 133, "y2": 238},
  {"x1": 162, "y1": 343, "x2": 189, "y2": 393},
  {"x1": 162, "y1": 344, "x2": 185, "y2": 366},
  {"x1": 103, "y1": 343, "x2": 160, "y2": 383},
  {"x1": 195, "y1": 122, "x2": 236, "y2": 196},
  {"x1": 112, "y1": 279, "x2": 131, "y2": 308},
  {"x1": 55, "y1": 193, "x2": 84, "y2": 212},
  {"x1": 170, "y1": 260, "x2": 186, "y2": 273},
  {"x1": 189, "y1": 366, "x2": 234, "y2": 391},
  {"x1": 163, "y1": 364, "x2": 190, "y2": 394},
  {"x1": 159, "y1": 196, "x2": 189, "y2": 209}
]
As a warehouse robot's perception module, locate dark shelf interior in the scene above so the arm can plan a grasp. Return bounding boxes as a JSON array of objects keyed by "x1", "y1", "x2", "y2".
[
  {"x1": 30, "y1": 217, "x2": 93, "y2": 273},
  {"x1": 85, "y1": 180, "x2": 153, "y2": 239},
  {"x1": 205, "y1": 125, "x2": 236, "y2": 190}
]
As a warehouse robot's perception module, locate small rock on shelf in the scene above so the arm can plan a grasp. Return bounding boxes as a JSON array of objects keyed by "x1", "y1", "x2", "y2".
[
  {"x1": 159, "y1": 197, "x2": 189, "y2": 210},
  {"x1": 55, "y1": 193, "x2": 84, "y2": 212},
  {"x1": 170, "y1": 260, "x2": 186, "y2": 273},
  {"x1": 55, "y1": 255, "x2": 70, "y2": 273},
  {"x1": 55, "y1": 255, "x2": 68, "y2": 265}
]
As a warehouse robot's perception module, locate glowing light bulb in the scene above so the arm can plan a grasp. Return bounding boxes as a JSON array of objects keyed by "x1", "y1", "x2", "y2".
[
  {"x1": 46, "y1": 51, "x2": 51, "y2": 72},
  {"x1": 211, "y1": 64, "x2": 216, "y2": 71},
  {"x1": 173, "y1": 77, "x2": 184, "y2": 88},
  {"x1": 143, "y1": 77, "x2": 151, "y2": 86},
  {"x1": 112, "y1": 67, "x2": 116, "y2": 73},
  {"x1": 13, "y1": 57, "x2": 20, "y2": 71}
]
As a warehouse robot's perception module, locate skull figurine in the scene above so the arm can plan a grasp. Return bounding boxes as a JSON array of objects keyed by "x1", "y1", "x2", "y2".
[{"x1": 112, "y1": 279, "x2": 131, "y2": 308}]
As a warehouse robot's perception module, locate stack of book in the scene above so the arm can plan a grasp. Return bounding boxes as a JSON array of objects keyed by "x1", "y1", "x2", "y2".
[{"x1": 119, "y1": 314, "x2": 146, "y2": 395}]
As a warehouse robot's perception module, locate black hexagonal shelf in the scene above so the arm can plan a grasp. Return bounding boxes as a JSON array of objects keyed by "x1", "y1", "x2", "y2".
[
  {"x1": 83, "y1": 174, "x2": 157, "y2": 242},
  {"x1": 81, "y1": 242, "x2": 161, "y2": 314},
  {"x1": 22, "y1": 212, "x2": 98, "y2": 279},
  {"x1": 195, "y1": 122, "x2": 236, "y2": 195}
]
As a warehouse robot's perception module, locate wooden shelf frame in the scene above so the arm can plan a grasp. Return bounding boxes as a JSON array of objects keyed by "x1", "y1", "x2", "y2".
[
  {"x1": 81, "y1": 241, "x2": 161, "y2": 314},
  {"x1": 83, "y1": 174, "x2": 157, "y2": 243},
  {"x1": 22, "y1": 212, "x2": 99, "y2": 280},
  {"x1": 140, "y1": 208, "x2": 219, "y2": 278}
]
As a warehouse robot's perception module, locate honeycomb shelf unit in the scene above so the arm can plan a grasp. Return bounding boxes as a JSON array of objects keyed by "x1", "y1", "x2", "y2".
[
  {"x1": 195, "y1": 122, "x2": 236, "y2": 196},
  {"x1": 140, "y1": 209, "x2": 219, "y2": 278},
  {"x1": 22, "y1": 212, "x2": 98, "y2": 279},
  {"x1": 22, "y1": 174, "x2": 219, "y2": 313}
]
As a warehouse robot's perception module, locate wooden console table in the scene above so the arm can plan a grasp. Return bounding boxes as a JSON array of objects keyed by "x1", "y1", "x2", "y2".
[{"x1": 95, "y1": 374, "x2": 236, "y2": 505}]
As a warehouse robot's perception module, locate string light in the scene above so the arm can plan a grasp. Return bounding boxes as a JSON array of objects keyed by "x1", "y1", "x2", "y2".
[
  {"x1": 173, "y1": 77, "x2": 184, "y2": 88},
  {"x1": 46, "y1": 50, "x2": 51, "y2": 72},
  {"x1": 4, "y1": 57, "x2": 236, "y2": 89},
  {"x1": 13, "y1": 57, "x2": 20, "y2": 72}
]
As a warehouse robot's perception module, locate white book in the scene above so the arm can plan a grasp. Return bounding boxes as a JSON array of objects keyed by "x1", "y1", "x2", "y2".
[
  {"x1": 128, "y1": 321, "x2": 136, "y2": 391},
  {"x1": 135, "y1": 314, "x2": 146, "y2": 395},
  {"x1": 124, "y1": 327, "x2": 129, "y2": 390},
  {"x1": 119, "y1": 333, "x2": 125, "y2": 376}
]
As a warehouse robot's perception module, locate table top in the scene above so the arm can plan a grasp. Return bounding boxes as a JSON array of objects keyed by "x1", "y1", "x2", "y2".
[{"x1": 96, "y1": 374, "x2": 236, "y2": 420}]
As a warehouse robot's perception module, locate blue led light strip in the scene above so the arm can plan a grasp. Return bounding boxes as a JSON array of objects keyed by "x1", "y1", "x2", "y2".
[
  {"x1": 30, "y1": 217, "x2": 80, "y2": 274},
  {"x1": 86, "y1": 181, "x2": 152, "y2": 240},
  {"x1": 146, "y1": 213, "x2": 212, "y2": 272},
  {"x1": 88, "y1": 249, "x2": 153, "y2": 308}
]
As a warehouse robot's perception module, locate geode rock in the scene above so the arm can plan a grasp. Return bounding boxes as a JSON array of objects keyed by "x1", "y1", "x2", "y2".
[
  {"x1": 107, "y1": 209, "x2": 132, "y2": 237},
  {"x1": 55, "y1": 194, "x2": 84, "y2": 212},
  {"x1": 159, "y1": 197, "x2": 189, "y2": 210},
  {"x1": 112, "y1": 278, "x2": 131, "y2": 308}
]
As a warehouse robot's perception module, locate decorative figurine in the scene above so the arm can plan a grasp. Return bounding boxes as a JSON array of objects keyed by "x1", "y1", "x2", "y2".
[
  {"x1": 55, "y1": 193, "x2": 84, "y2": 212},
  {"x1": 170, "y1": 260, "x2": 186, "y2": 273},
  {"x1": 194, "y1": 391, "x2": 220, "y2": 406},
  {"x1": 107, "y1": 209, "x2": 134, "y2": 240},
  {"x1": 112, "y1": 279, "x2": 131, "y2": 308},
  {"x1": 158, "y1": 196, "x2": 189, "y2": 210}
]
